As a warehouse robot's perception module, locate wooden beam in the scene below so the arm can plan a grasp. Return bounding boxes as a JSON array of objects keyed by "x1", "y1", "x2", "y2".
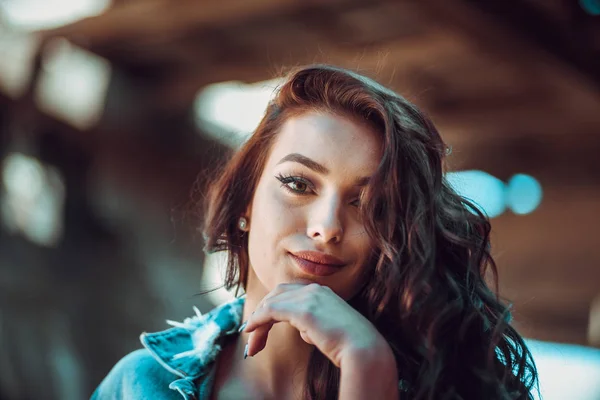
[
  {"x1": 40, "y1": 0, "x2": 358, "y2": 50},
  {"x1": 149, "y1": 28, "x2": 474, "y2": 110},
  {"x1": 460, "y1": 0, "x2": 600, "y2": 92}
]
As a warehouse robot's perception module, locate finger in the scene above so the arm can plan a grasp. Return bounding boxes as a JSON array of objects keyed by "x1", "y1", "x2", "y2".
[
  {"x1": 244, "y1": 289, "x2": 307, "y2": 357},
  {"x1": 246, "y1": 322, "x2": 273, "y2": 357},
  {"x1": 246, "y1": 299, "x2": 295, "y2": 357},
  {"x1": 246, "y1": 294, "x2": 307, "y2": 333},
  {"x1": 244, "y1": 285, "x2": 324, "y2": 356},
  {"x1": 252, "y1": 282, "x2": 320, "y2": 315},
  {"x1": 255, "y1": 283, "x2": 307, "y2": 308},
  {"x1": 243, "y1": 283, "x2": 307, "y2": 331}
]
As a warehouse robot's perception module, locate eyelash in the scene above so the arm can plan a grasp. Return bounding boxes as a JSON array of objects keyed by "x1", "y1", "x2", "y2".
[
  {"x1": 275, "y1": 172, "x2": 314, "y2": 195},
  {"x1": 274, "y1": 173, "x2": 361, "y2": 207}
]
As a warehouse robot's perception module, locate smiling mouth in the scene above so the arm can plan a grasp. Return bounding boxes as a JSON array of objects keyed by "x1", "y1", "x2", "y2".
[
  {"x1": 289, "y1": 253, "x2": 345, "y2": 277},
  {"x1": 289, "y1": 250, "x2": 345, "y2": 266}
]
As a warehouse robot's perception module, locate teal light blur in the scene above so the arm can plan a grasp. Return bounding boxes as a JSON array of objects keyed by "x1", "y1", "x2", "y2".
[
  {"x1": 506, "y1": 174, "x2": 543, "y2": 215},
  {"x1": 446, "y1": 170, "x2": 506, "y2": 218},
  {"x1": 580, "y1": 0, "x2": 600, "y2": 15},
  {"x1": 446, "y1": 171, "x2": 543, "y2": 218},
  {"x1": 528, "y1": 339, "x2": 600, "y2": 400}
]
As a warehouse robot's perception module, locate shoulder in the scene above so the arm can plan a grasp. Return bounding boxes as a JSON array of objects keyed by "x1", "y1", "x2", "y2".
[
  {"x1": 91, "y1": 349, "x2": 181, "y2": 399},
  {"x1": 91, "y1": 298, "x2": 246, "y2": 399}
]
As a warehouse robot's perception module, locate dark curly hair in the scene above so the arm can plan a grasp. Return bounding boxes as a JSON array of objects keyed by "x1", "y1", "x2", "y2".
[{"x1": 201, "y1": 64, "x2": 538, "y2": 399}]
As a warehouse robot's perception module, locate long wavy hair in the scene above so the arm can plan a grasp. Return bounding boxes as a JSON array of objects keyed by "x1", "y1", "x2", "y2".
[{"x1": 201, "y1": 64, "x2": 538, "y2": 399}]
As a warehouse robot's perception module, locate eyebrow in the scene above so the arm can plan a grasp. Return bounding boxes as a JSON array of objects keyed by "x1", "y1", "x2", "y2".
[
  {"x1": 276, "y1": 153, "x2": 371, "y2": 186},
  {"x1": 277, "y1": 153, "x2": 328, "y2": 174}
]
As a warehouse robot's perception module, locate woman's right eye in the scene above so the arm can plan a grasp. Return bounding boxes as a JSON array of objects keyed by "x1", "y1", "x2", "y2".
[
  {"x1": 286, "y1": 179, "x2": 309, "y2": 193},
  {"x1": 275, "y1": 174, "x2": 314, "y2": 195}
]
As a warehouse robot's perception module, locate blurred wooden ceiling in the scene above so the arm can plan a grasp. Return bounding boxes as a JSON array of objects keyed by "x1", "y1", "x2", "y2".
[
  {"x1": 37, "y1": 0, "x2": 600, "y2": 183},
  {"x1": 3, "y1": 0, "x2": 600, "y2": 346}
]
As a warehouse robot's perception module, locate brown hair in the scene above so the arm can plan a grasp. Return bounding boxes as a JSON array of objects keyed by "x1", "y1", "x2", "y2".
[{"x1": 202, "y1": 64, "x2": 538, "y2": 399}]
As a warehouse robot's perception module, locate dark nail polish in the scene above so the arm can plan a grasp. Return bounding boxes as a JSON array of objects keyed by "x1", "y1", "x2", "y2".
[
  {"x1": 238, "y1": 321, "x2": 247, "y2": 333},
  {"x1": 244, "y1": 343, "x2": 249, "y2": 359}
]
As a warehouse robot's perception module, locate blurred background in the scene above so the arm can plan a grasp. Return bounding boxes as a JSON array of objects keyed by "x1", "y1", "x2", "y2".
[{"x1": 1, "y1": 0, "x2": 600, "y2": 399}]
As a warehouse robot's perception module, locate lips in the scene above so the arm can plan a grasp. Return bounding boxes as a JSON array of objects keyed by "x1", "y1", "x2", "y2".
[
  {"x1": 289, "y1": 252, "x2": 346, "y2": 277},
  {"x1": 288, "y1": 251, "x2": 347, "y2": 277},
  {"x1": 290, "y1": 251, "x2": 346, "y2": 266}
]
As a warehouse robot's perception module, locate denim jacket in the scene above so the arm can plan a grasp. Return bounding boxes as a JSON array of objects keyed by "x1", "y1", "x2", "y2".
[
  {"x1": 91, "y1": 296, "x2": 245, "y2": 400},
  {"x1": 91, "y1": 296, "x2": 410, "y2": 399}
]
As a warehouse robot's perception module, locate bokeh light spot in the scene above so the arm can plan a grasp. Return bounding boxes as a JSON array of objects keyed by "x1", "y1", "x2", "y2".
[
  {"x1": 506, "y1": 174, "x2": 543, "y2": 215},
  {"x1": 446, "y1": 170, "x2": 506, "y2": 218}
]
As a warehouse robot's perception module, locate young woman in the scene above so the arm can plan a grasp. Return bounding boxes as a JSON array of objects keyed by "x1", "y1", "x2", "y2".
[{"x1": 92, "y1": 65, "x2": 538, "y2": 399}]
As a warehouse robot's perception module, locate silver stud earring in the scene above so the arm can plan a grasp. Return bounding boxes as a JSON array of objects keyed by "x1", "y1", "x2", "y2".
[{"x1": 238, "y1": 217, "x2": 248, "y2": 231}]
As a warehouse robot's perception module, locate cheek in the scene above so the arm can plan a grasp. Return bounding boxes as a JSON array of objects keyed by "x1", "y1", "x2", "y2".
[
  {"x1": 349, "y1": 231, "x2": 376, "y2": 280},
  {"x1": 248, "y1": 187, "x2": 297, "y2": 267},
  {"x1": 348, "y1": 221, "x2": 373, "y2": 258},
  {"x1": 253, "y1": 187, "x2": 295, "y2": 236}
]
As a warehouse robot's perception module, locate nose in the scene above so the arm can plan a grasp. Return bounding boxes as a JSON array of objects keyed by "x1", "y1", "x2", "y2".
[{"x1": 306, "y1": 195, "x2": 344, "y2": 245}]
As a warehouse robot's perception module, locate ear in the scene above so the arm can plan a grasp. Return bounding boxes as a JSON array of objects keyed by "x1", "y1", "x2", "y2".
[{"x1": 243, "y1": 203, "x2": 252, "y2": 220}]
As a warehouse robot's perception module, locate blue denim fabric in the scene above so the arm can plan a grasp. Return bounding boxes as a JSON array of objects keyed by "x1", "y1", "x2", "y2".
[{"x1": 91, "y1": 296, "x2": 245, "y2": 400}]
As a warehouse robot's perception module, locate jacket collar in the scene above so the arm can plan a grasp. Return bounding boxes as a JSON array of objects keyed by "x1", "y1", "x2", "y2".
[{"x1": 140, "y1": 296, "x2": 245, "y2": 380}]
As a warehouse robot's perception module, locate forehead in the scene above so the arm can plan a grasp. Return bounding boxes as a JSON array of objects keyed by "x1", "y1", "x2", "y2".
[{"x1": 267, "y1": 112, "x2": 382, "y2": 175}]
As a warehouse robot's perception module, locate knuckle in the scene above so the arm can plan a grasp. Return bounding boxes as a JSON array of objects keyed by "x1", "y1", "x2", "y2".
[
  {"x1": 274, "y1": 283, "x2": 290, "y2": 294},
  {"x1": 268, "y1": 283, "x2": 285, "y2": 296},
  {"x1": 262, "y1": 300, "x2": 274, "y2": 313},
  {"x1": 306, "y1": 300, "x2": 318, "y2": 314},
  {"x1": 300, "y1": 301, "x2": 318, "y2": 323},
  {"x1": 299, "y1": 308, "x2": 316, "y2": 324},
  {"x1": 306, "y1": 283, "x2": 322, "y2": 292}
]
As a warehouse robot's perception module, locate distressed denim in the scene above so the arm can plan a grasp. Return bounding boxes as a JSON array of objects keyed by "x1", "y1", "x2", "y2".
[{"x1": 91, "y1": 297, "x2": 245, "y2": 399}]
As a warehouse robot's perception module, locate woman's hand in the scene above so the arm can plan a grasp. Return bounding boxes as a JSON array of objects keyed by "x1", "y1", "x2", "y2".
[
  {"x1": 241, "y1": 282, "x2": 393, "y2": 369},
  {"x1": 243, "y1": 283, "x2": 400, "y2": 399}
]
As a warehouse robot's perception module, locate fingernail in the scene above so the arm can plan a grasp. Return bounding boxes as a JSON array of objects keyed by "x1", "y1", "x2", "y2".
[
  {"x1": 243, "y1": 343, "x2": 249, "y2": 360},
  {"x1": 237, "y1": 321, "x2": 247, "y2": 333}
]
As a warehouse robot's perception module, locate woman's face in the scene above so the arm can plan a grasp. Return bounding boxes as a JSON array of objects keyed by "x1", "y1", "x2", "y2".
[{"x1": 245, "y1": 111, "x2": 382, "y2": 300}]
